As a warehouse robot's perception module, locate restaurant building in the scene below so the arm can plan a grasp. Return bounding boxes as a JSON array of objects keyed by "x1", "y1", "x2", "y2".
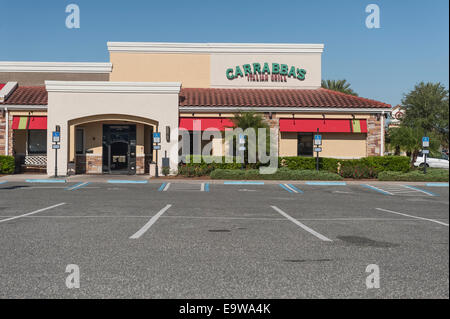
[{"x1": 0, "y1": 42, "x2": 391, "y2": 176}]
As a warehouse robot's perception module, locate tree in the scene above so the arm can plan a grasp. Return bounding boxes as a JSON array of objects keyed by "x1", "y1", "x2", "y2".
[
  {"x1": 387, "y1": 126, "x2": 440, "y2": 165},
  {"x1": 401, "y1": 82, "x2": 449, "y2": 149},
  {"x1": 230, "y1": 112, "x2": 270, "y2": 165},
  {"x1": 321, "y1": 79, "x2": 358, "y2": 96}
]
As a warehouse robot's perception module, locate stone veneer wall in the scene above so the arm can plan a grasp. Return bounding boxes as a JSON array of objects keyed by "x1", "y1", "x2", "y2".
[
  {"x1": 76, "y1": 154, "x2": 102, "y2": 174},
  {"x1": 366, "y1": 114, "x2": 382, "y2": 156},
  {"x1": 263, "y1": 113, "x2": 280, "y2": 156},
  {"x1": 0, "y1": 112, "x2": 13, "y2": 156},
  {"x1": 136, "y1": 155, "x2": 145, "y2": 175}
]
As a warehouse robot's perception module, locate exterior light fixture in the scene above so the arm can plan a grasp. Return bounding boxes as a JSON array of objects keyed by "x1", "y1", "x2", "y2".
[{"x1": 166, "y1": 126, "x2": 171, "y2": 142}]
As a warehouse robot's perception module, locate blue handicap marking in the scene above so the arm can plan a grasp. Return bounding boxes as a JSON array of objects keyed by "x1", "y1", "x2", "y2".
[
  {"x1": 26, "y1": 179, "x2": 66, "y2": 183},
  {"x1": 279, "y1": 184, "x2": 304, "y2": 193},
  {"x1": 204, "y1": 183, "x2": 210, "y2": 192},
  {"x1": 158, "y1": 183, "x2": 167, "y2": 191},
  {"x1": 224, "y1": 181, "x2": 265, "y2": 185},
  {"x1": 426, "y1": 183, "x2": 449, "y2": 187},
  {"x1": 305, "y1": 181, "x2": 346, "y2": 186}
]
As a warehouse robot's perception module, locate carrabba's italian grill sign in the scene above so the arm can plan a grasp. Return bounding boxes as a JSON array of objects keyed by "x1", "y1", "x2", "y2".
[{"x1": 226, "y1": 63, "x2": 307, "y2": 82}]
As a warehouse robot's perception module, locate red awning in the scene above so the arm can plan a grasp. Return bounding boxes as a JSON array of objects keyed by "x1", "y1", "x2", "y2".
[
  {"x1": 12, "y1": 116, "x2": 47, "y2": 130},
  {"x1": 179, "y1": 118, "x2": 234, "y2": 131},
  {"x1": 279, "y1": 119, "x2": 367, "y2": 133}
]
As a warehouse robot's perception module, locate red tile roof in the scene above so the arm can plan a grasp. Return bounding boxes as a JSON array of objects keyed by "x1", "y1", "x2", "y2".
[
  {"x1": 0, "y1": 86, "x2": 47, "y2": 105},
  {"x1": 1, "y1": 86, "x2": 391, "y2": 109},
  {"x1": 179, "y1": 88, "x2": 391, "y2": 109}
]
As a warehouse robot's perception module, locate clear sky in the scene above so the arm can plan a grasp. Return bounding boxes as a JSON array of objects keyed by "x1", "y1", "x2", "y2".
[{"x1": 1, "y1": 0, "x2": 448, "y2": 106}]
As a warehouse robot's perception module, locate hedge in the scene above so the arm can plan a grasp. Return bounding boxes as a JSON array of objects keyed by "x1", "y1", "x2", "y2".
[
  {"x1": 378, "y1": 169, "x2": 449, "y2": 182},
  {"x1": 179, "y1": 155, "x2": 242, "y2": 177},
  {"x1": 0, "y1": 155, "x2": 15, "y2": 174},
  {"x1": 179, "y1": 155, "x2": 411, "y2": 178},
  {"x1": 210, "y1": 168, "x2": 343, "y2": 180},
  {"x1": 279, "y1": 156, "x2": 410, "y2": 179}
]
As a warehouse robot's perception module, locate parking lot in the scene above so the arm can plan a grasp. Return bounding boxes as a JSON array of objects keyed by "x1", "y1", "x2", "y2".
[{"x1": 0, "y1": 179, "x2": 448, "y2": 298}]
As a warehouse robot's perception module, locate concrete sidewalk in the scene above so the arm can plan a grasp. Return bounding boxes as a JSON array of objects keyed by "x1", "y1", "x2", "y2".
[{"x1": 0, "y1": 173, "x2": 448, "y2": 186}]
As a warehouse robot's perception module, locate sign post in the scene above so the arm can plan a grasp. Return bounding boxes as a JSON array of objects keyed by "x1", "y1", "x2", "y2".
[
  {"x1": 153, "y1": 132, "x2": 161, "y2": 178},
  {"x1": 422, "y1": 136, "x2": 429, "y2": 174},
  {"x1": 239, "y1": 134, "x2": 246, "y2": 170},
  {"x1": 52, "y1": 127, "x2": 61, "y2": 178},
  {"x1": 314, "y1": 130, "x2": 322, "y2": 171}
]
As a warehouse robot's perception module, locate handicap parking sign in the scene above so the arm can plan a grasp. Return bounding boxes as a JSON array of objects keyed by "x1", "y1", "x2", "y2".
[
  {"x1": 52, "y1": 131, "x2": 60, "y2": 143},
  {"x1": 314, "y1": 134, "x2": 322, "y2": 145},
  {"x1": 153, "y1": 132, "x2": 161, "y2": 143},
  {"x1": 422, "y1": 136, "x2": 429, "y2": 148}
]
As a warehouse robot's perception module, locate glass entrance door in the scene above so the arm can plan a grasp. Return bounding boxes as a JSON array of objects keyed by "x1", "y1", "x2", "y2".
[{"x1": 102, "y1": 124, "x2": 136, "y2": 174}]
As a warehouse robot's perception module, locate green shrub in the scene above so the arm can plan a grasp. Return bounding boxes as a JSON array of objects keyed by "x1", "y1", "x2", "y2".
[
  {"x1": 378, "y1": 169, "x2": 449, "y2": 182},
  {"x1": 0, "y1": 155, "x2": 15, "y2": 174},
  {"x1": 279, "y1": 157, "x2": 339, "y2": 172},
  {"x1": 339, "y1": 163, "x2": 377, "y2": 179},
  {"x1": 360, "y1": 156, "x2": 410, "y2": 173},
  {"x1": 210, "y1": 168, "x2": 343, "y2": 180},
  {"x1": 178, "y1": 155, "x2": 242, "y2": 176}
]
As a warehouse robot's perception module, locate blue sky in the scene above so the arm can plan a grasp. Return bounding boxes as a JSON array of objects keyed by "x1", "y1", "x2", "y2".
[{"x1": 1, "y1": 0, "x2": 448, "y2": 106}]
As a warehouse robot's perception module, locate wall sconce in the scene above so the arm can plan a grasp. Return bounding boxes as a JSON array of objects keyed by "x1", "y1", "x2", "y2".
[
  {"x1": 269, "y1": 112, "x2": 273, "y2": 119},
  {"x1": 322, "y1": 114, "x2": 326, "y2": 119},
  {"x1": 352, "y1": 114, "x2": 356, "y2": 119},
  {"x1": 166, "y1": 126, "x2": 171, "y2": 142},
  {"x1": 376, "y1": 114, "x2": 381, "y2": 121}
]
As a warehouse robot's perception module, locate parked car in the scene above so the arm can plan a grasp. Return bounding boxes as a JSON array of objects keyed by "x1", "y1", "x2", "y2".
[{"x1": 414, "y1": 153, "x2": 449, "y2": 169}]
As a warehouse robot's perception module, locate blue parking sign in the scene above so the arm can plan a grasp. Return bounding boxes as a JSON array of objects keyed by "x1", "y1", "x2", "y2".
[
  {"x1": 153, "y1": 132, "x2": 161, "y2": 143},
  {"x1": 52, "y1": 131, "x2": 60, "y2": 143},
  {"x1": 314, "y1": 134, "x2": 322, "y2": 145},
  {"x1": 422, "y1": 136, "x2": 429, "y2": 147}
]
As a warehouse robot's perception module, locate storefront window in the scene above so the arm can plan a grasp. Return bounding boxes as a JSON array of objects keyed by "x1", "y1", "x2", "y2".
[
  {"x1": 28, "y1": 130, "x2": 47, "y2": 154},
  {"x1": 75, "y1": 128, "x2": 84, "y2": 154},
  {"x1": 297, "y1": 133, "x2": 313, "y2": 156}
]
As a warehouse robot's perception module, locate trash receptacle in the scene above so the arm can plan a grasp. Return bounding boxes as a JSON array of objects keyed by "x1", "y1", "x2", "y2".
[
  {"x1": 67, "y1": 162, "x2": 76, "y2": 176},
  {"x1": 149, "y1": 162, "x2": 157, "y2": 177}
]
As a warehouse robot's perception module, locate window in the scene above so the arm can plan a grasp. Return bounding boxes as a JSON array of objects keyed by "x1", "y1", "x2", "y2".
[
  {"x1": 297, "y1": 133, "x2": 313, "y2": 156},
  {"x1": 75, "y1": 128, "x2": 84, "y2": 154},
  {"x1": 28, "y1": 130, "x2": 47, "y2": 154}
]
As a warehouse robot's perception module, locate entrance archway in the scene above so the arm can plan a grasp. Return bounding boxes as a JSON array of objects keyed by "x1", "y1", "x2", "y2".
[{"x1": 68, "y1": 114, "x2": 158, "y2": 175}]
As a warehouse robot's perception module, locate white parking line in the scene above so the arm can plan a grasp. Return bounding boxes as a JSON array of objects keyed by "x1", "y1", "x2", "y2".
[
  {"x1": 200, "y1": 183, "x2": 205, "y2": 192},
  {"x1": 376, "y1": 208, "x2": 449, "y2": 227},
  {"x1": 129, "y1": 204, "x2": 172, "y2": 239},
  {"x1": 0, "y1": 203, "x2": 66, "y2": 224},
  {"x1": 163, "y1": 183, "x2": 171, "y2": 191},
  {"x1": 271, "y1": 206, "x2": 332, "y2": 241}
]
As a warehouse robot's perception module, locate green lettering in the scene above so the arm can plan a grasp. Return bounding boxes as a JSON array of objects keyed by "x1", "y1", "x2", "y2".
[
  {"x1": 280, "y1": 64, "x2": 288, "y2": 75},
  {"x1": 296, "y1": 68, "x2": 307, "y2": 80},
  {"x1": 252, "y1": 63, "x2": 261, "y2": 74},
  {"x1": 226, "y1": 68, "x2": 234, "y2": 80},
  {"x1": 262, "y1": 63, "x2": 271, "y2": 74},
  {"x1": 243, "y1": 64, "x2": 252, "y2": 76},
  {"x1": 288, "y1": 66, "x2": 296, "y2": 78},
  {"x1": 272, "y1": 63, "x2": 280, "y2": 74},
  {"x1": 235, "y1": 66, "x2": 244, "y2": 78}
]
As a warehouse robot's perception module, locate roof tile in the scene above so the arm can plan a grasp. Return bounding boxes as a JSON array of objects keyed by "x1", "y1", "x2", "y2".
[{"x1": 179, "y1": 88, "x2": 390, "y2": 108}]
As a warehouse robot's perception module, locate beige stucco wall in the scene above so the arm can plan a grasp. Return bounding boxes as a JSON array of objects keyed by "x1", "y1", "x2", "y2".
[
  {"x1": 321, "y1": 133, "x2": 367, "y2": 158},
  {"x1": 210, "y1": 53, "x2": 321, "y2": 89},
  {"x1": 279, "y1": 132, "x2": 298, "y2": 156},
  {"x1": 110, "y1": 50, "x2": 322, "y2": 89},
  {"x1": 47, "y1": 90, "x2": 179, "y2": 176},
  {"x1": 279, "y1": 132, "x2": 367, "y2": 158},
  {"x1": 110, "y1": 53, "x2": 210, "y2": 87}
]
